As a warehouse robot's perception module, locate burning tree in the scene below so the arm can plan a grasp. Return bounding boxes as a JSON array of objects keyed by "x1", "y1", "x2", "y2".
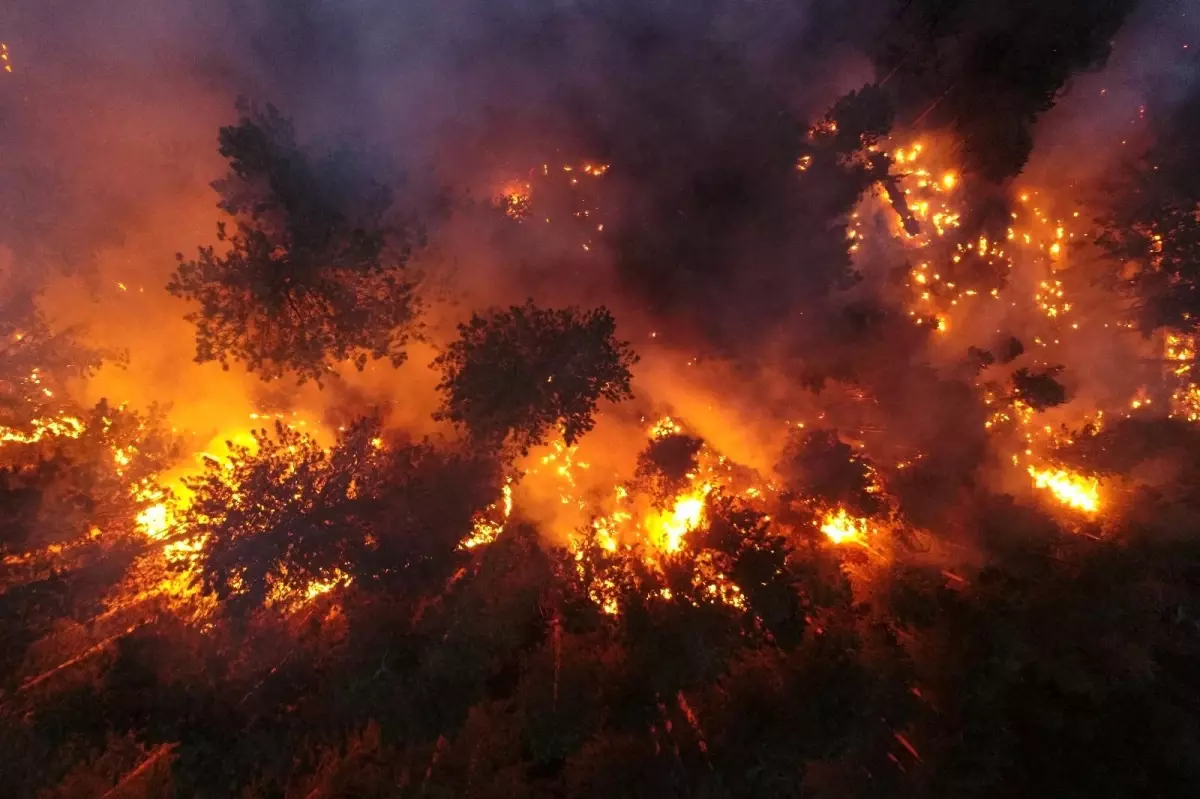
[
  {"x1": 633, "y1": 430, "x2": 705, "y2": 505},
  {"x1": 11, "y1": 2, "x2": 1200, "y2": 795},
  {"x1": 169, "y1": 101, "x2": 420, "y2": 384},
  {"x1": 433, "y1": 301, "x2": 638, "y2": 456},
  {"x1": 778, "y1": 429, "x2": 885, "y2": 520},
  {"x1": 184, "y1": 417, "x2": 501, "y2": 615},
  {"x1": 0, "y1": 287, "x2": 175, "y2": 558}
]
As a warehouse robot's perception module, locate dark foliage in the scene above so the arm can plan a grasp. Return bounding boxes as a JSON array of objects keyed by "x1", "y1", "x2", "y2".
[
  {"x1": 185, "y1": 418, "x2": 499, "y2": 615},
  {"x1": 1099, "y1": 87, "x2": 1200, "y2": 339},
  {"x1": 778, "y1": 429, "x2": 885, "y2": 517},
  {"x1": 633, "y1": 432, "x2": 705, "y2": 504},
  {"x1": 433, "y1": 301, "x2": 638, "y2": 456},
  {"x1": 168, "y1": 101, "x2": 420, "y2": 384},
  {"x1": 874, "y1": 0, "x2": 1138, "y2": 181},
  {"x1": 1011, "y1": 366, "x2": 1068, "y2": 411}
]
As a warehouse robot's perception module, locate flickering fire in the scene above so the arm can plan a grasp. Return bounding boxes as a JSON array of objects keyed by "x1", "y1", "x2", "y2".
[
  {"x1": 135, "y1": 500, "x2": 172, "y2": 539},
  {"x1": 304, "y1": 568, "x2": 353, "y2": 601},
  {"x1": 1027, "y1": 466, "x2": 1100, "y2": 514},
  {"x1": 0, "y1": 413, "x2": 85, "y2": 445},
  {"x1": 461, "y1": 482, "x2": 514, "y2": 549},
  {"x1": 4, "y1": 93, "x2": 1193, "y2": 698},
  {"x1": 819, "y1": 507, "x2": 869, "y2": 544},
  {"x1": 645, "y1": 489, "x2": 709, "y2": 553}
]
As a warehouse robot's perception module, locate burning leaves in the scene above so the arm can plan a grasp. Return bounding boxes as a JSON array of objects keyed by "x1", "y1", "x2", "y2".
[{"x1": 179, "y1": 420, "x2": 380, "y2": 612}]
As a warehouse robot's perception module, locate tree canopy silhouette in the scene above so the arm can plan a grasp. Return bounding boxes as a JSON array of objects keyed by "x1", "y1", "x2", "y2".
[
  {"x1": 168, "y1": 101, "x2": 420, "y2": 384},
  {"x1": 184, "y1": 418, "x2": 500, "y2": 615},
  {"x1": 433, "y1": 301, "x2": 639, "y2": 455}
]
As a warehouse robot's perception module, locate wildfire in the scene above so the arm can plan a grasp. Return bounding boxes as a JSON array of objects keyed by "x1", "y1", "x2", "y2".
[
  {"x1": 1027, "y1": 466, "x2": 1100, "y2": 514},
  {"x1": 460, "y1": 481, "x2": 514, "y2": 549},
  {"x1": 645, "y1": 489, "x2": 709, "y2": 553},
  {"x1": 0, "y1": 414, "x2": 85, "y2": 445},
  {"x1": 649, "y1": 416, "x2": 683, "y2": 439},
  {"x1": 819, "y1": 507, "x2": 869, "y2": 544},
  {"x1": 266, "y1": 566, "x2": 354, "y2": 611},
  {"x1": 1035, "y1": 279, "x2": 1072, "y2": 318},
  {"x1": 1164, "y1": 333, "x2": 1200, "y2": 421},
  {"x1": 496, "y1": 180, "x2": 532, "y2": 220},
  {"x1": 303, "y1": 568, "x2": 353, "y2": 601},
  {"x1": 135, "y1": 501, "x2": 172, "y2": 539}
]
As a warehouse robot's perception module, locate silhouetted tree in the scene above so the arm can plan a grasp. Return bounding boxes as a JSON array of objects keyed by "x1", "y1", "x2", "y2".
[
  {"x1": 778, "y1": 429, "x2": 885, "y2": 518},
  {"x1": 169, "y1": 101, "x2": 420, "y2": 384},
  {"x1": 874, "y1": 0, "x2": 1137, "y2": 181},
  {"x1": 433, "y1": 301, "x2": 638, "y2": 456},
  {"x1": 633, "y1": 432, "x2": 704, "y2": 504},
  {"x1": 186, "y1": 418, "x2": 498, "y2": 615},
  {"x1": 1011, "y1": 366, "x2": 1067, "y2": 411}
]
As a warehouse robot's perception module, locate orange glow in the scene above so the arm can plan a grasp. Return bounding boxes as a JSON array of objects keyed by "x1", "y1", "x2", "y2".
[
  {"x1": 1027, "y1": 466, "x2": 1100, "y2": 514},
  {"x1": 460, "y1": 482, "x2": 514, "y2": 550},
  {"x1": 645, "y1": 489, "x2": 709, "y2": 553},
  {"x1": 819, "y1": 507, "x2": 868, "y2": 544},
  {"x1": 0, "y1": 413, "x2": 85, "y2": 445}
]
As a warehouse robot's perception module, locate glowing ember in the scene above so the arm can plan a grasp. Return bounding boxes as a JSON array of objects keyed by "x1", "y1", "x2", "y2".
[
  {"x1": 496, "y1": 180, "x2": 532, "y2": 219},
  {"x1": 649, "y1": 416, "x2": 683, "y2": 439},
  {"x1": 304, "y1": 569, "x2": 353, "y2": 601},
  {"x1": 819, "y1": 507, "x2": 869, "y2": 544},
  {"x1": 1027, "y1": 466, "x2": 1100, "y2": 514}
]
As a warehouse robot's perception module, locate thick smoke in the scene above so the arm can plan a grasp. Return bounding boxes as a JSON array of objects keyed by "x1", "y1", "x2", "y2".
[{"x1": 1, "y1": 0, "x2": 1194, "y2": 535}]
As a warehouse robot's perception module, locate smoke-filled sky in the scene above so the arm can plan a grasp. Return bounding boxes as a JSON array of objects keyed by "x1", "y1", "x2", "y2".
[{"x1": 1, "y1": 0, "x2": 1198, "y2": 524}]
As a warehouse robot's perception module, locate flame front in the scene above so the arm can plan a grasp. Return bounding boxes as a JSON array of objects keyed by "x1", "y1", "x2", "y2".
[
  {"x1": 1027, "y1": 466, "x2": 1100, "y2": 514},
  {"x1": 645, "y1": 490, "x2": 709, "y2": 553},
  {"x1": 819, "y1": 507, "x2": 869, "y2": 544}
]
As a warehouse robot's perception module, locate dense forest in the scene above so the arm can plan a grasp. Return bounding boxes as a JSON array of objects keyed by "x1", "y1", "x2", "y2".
[{"x1": 2, "y1": 0, "x2": 1200, "y2": 796}]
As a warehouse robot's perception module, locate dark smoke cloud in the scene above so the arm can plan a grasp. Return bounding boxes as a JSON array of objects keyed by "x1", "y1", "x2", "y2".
[{"x1": 0, "y1": 0, "x2": 1183, "y2": 497}]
